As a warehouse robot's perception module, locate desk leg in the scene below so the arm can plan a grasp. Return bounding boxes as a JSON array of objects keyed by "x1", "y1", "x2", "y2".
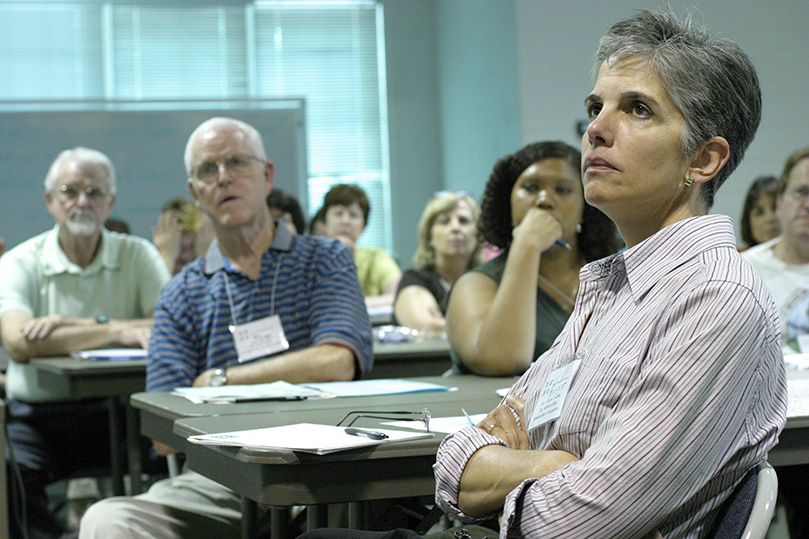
[
  {"x1": 242, "y1": 496, "x2": 258, "y2": 539},
  {"x1": 271, "y1": 507, "x2": 290, "y2": 539},
  {"x1": 125, "y1": 403, "x2": 143, "y2": 494},
  {"x1": 349, "y1": 502, "x2": 368, "y2": 529},
  {"x1": 307, "y1": 505, "x2": 328, "y2": 530},
  {"x1": 108, "y1": 397, "x2": 125, "y2": 496}
]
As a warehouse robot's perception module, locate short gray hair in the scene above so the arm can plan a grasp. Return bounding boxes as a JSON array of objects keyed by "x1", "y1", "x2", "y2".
[
  {"x1": 44, "y1": 147, "x2": 116, "y2": 194},
  {"x1": 184, "y1": 117, "x2": 267, "y2": 176},
  {"x1": 594, "y1": 7, "x2": 761, "y2": 209}
]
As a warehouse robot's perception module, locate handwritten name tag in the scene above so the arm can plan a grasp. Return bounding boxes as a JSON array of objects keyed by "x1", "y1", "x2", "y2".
[
  {"x1": 528, "y1": 358, "x2": 581, "y2": 431},
  {"x1": 229, "y1": 314, "x2": 290, "y2": 363}
]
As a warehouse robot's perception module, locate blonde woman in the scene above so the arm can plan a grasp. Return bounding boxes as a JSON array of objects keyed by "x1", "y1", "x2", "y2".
[{"x1": 394, "y1": 192, "x2": 481, "y2": 335}]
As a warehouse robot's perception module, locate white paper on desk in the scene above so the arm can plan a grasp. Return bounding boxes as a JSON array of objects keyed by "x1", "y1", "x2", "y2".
[
  {"x1": 301, "y1": 379, "x2": 454, "y2": 398},
  {"x1": 71, "y1": 348, "x2": 148, "y2": 361},
  {"x1": 172, "y1": 381, "x2": 329, "y2": 403},
  {"x1": 187, "y1": 423, "x2": 434, "y2": 455},
  {"x1": 784, "y1": 352, "x2": 809, "y2": 370},
  {"x1": 384, "y1": 414, "x2": 486, "y2": 433}
]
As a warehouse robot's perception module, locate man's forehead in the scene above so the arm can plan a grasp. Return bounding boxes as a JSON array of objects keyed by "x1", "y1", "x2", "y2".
[
  {"x1": 193, "y1": 126, "x2": 250, "y2": 157},
  {"x1": 59, "y1": 159, "x2": 109, "y2": 185}
]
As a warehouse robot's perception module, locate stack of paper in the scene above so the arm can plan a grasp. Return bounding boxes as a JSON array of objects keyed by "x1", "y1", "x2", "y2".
[
  {"x1": 71, "y1": 348, "x2": 148, "y2": 361},
  {"x1": 188, "y1": 423, "x2": 433, "y2": 455},
  {"x1": 302, "y1": 379, "x2": 452, "y2": 397},
  {"x1": 172, "y1": 380, "x2": 328, "y2": 403}
]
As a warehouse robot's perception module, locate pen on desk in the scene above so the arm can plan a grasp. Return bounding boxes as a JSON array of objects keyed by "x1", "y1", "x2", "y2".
[
  {"x1": 555, "y1": 239, "x2": 572, "y2": 250},
  {"x1": 461, "y1": 408, "x2": 475, "y2": 426},
  {"x1": 345, "y1": 427, "x2": 388, "y2": 440}
]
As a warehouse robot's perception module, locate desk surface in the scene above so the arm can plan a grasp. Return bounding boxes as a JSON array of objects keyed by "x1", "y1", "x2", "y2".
[
  {"x1": 132, "y1": 375, "x2": 511, "y2": 450},
  {"x1": 133, "y1": 368, "x2": 809, "y2": 506},
  {"x1": 26, "y1": 338, "x2": 453, "y2": 398},
  {"x1": 169, "y1": 375, "x2": 510, "y2": 506},
  {"x1": 30, "y1": 357, "x2": 148, "y2": 400}
]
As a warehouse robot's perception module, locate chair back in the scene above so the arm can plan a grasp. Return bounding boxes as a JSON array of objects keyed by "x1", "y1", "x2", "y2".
[{"x1": 712, "y1": 462, "x2": 777, "y2": 539}]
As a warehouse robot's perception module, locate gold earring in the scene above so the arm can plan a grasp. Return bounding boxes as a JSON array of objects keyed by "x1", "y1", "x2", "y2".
[{"x1": 684, "y1": 176, "x2": 694, "y2": 187}]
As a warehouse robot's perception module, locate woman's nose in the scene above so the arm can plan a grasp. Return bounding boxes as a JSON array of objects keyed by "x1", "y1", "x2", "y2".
[
  {"x1": 585, "y1": 111, "x2": 612, "y2": 147},
  {"x1": 536, "y1": 190, "x2": 553, "y2": 207}
]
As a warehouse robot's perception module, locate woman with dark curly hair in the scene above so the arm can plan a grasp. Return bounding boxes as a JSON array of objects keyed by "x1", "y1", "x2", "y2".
[{"x1": 446, "y1": 141, "x2": 620, "y2": 376}]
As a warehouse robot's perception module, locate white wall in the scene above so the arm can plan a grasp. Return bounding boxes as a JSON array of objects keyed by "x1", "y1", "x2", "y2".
[{"x1": 514, "y1": 0, "x2": 809, "y2": 235}]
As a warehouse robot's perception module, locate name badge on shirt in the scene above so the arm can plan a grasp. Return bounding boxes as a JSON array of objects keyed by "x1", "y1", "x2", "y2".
[
  {"x1": 229, "y1": 314, "x2": 290, "y2": 363},
  {"x1": 528, "y1": 354, "x2": 583, "y2": 431}
]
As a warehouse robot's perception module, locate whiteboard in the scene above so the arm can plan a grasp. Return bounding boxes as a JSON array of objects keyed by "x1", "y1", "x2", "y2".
[{"x1": 0, "y1": 99, "x2": 307, "y2": 248}]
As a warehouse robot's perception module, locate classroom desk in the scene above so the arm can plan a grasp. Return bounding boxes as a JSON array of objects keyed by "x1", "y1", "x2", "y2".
[
  {"x1": 768, "y1": 367, "x2": 809, "y2": 467},
  {"x1": 29, "y1": 357, "x2": 149, "y2": 495},
  {"x1": 369, "y1": 338, "x2": 452, "y2": 379},
  {"x1": 132, "y1": 375, "x2": 512, "y2": 539}
]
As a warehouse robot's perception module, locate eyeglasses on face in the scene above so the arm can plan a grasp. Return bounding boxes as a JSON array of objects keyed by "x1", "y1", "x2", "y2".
[
  {"x1": 786, "y1": 185, "x2": 809, "y2": 204},
  {"x1": 193, "y1": 154, "x2": 264, "y2": 184},
  {"x1": 57, "y1": 184, "x2": 108, "y2": 201}
]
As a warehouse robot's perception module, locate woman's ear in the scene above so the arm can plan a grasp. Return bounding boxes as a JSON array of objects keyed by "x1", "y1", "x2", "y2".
[{"x1": 688, "y1": 136, "x2": 731, "y2": 186}]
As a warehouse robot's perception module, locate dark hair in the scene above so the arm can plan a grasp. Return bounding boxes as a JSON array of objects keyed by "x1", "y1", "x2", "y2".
[
  {"x1": 322, "y1": 184, "x2": 370, "y2": 225},
  {"x1": 595, "y1": 7, "x2": 762, "y2": 209},
  {"x1": 479, "y1": 141, "x2": 621, "y2": 262},
  {"x1": 266, "y1": 188, "x2": 306, "y2": 235},
  {"x1": 104, "y1": 217, "x2": 130, "y2": 234},
  {"x1": 308, "y1": 205, "x2": 327, "y2": 235},
  {"x1": 740, "y1": 176, "x2": 778, "y2": 247}
]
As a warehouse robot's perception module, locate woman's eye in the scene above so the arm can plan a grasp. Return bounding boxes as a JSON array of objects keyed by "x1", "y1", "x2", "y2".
[
  {"x1": 521, "y1": 183, "x2": 539, "y2": 193},
  {"x1": 556, "y1": 187, "x2": 573, "y2": 195},
  {"x1": 633, "y1": 102, "x2": 651, "y2": 117}
]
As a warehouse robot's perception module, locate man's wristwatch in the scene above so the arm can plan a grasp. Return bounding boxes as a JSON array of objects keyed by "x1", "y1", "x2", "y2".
[{"x1": 209, "y1": 368, "x2": 228, "y2": 387}]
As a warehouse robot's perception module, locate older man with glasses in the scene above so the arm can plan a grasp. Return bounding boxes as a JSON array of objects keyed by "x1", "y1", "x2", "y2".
[
  {"x1": 0, "y1": 146, "x2": 171, "y2": 538},
  {"x1": 743, "y1": 146, "x2": 809, "y2": 342},
  {"x1": 742, "y1": 145, "x2": 809, "y2": 539},
  {"x1": 78, "y1": 117, "x2": 372, "y2": 539}
]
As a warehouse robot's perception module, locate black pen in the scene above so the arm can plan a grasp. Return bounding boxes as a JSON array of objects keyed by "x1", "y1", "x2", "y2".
[{"x1": 344, "y1": 427, "x2": 388, "y2": 440}]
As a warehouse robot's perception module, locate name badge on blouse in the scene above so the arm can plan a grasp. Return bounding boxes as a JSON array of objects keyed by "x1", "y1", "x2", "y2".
[
  {"x1": 229, "y1": 314, "x2": 290, "y2": 363},
  {"x1": 528, "y1": 353, "x2": 583, "y2": 431}
]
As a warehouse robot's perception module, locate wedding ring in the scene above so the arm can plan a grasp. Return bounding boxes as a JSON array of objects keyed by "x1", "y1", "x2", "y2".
[{"x1": 487, "y1": 423, "x2": 501, "y2": 434}]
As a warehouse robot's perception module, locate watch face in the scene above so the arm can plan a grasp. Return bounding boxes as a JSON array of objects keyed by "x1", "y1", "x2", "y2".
[{"x1": 210, "y1": 369, "x2": 227, "y2": 387}]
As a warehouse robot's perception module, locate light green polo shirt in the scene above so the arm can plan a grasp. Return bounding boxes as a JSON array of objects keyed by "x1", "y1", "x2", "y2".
[{"x1": 0, "y1": 226, "x2": 171, "y2": 402}]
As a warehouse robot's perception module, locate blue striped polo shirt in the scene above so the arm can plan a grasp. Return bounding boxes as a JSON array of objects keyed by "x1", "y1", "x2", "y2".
[{"x1": 147, "y1": 223, "x2": 373, "y2": 391}]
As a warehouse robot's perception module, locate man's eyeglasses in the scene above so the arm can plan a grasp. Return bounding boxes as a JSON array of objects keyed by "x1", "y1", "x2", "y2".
[
  {"x1": 193, "y1": 154, "x2": 264, "y2": 184},
  {"x1": 57, "y1": 184, "x2": 108, "y2": 201},
  {"x1": 336, "y1": 408, "x2": 431, "y2": 432},
  {"x1": 786, "y1": 186, "x2": 809, "y2": 204}
]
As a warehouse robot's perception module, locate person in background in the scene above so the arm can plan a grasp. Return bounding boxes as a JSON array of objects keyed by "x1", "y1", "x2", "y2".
[
  {"x1": 742, "y1": 146, "x2": 809, "y2": 539},
  {"x1": 267, "y1": 187, "x2": 306, "y2": 235},
  {"x1": 742, "y1": 147, "x2": 809, "y2": 340},
  {"x1": 739, "y1": 175, "x2": 780, "y2": 250},
  {"x1": 299, "y1": 7, "x2": 786, "y2": 539},
  {"x1": 321, "y1": 183, "x2": 402, "y2": 312},
  {"x1": 309, "y1": 205, "x2": 327, "y2": 236},
  {"x1": 104, "y1": 217, "x2": 130, "y2": 234},
  {"x1": 152, "y1": 196, "x2": 214, "y2": 275},
  {"x1": 79, "y1": 117, "x2": 372, "y2": 539},
  {"x1": 446, "y1": 141, "x2": 620, "y2": 376},
  {"x1": 393, "y1": 192, "x2": 481, "y2": 337},
  {"x1": 0, "y1": 147, "x2": 170, "y2": 539}
]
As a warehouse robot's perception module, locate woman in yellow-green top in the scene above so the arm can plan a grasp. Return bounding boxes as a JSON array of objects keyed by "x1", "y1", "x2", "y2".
[{"x1": 321, "y1": 183, "x2": 402, "y2": 311}]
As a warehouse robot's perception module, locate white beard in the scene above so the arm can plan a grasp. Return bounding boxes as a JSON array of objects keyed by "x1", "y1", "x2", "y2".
[{"x1": 65, "y1": 209, "x2": 99, "y2": 237}]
